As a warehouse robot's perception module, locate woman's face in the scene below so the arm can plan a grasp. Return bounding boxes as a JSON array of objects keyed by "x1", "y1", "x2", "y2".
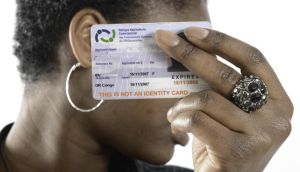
[{"x1": 67, "y1": 46, "x2": 189, "y2": 164}]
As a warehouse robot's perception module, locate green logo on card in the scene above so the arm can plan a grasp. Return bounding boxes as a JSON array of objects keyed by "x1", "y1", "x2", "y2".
[{"x1": 95, "y1": 29, "x2": 116, "y2": 43}]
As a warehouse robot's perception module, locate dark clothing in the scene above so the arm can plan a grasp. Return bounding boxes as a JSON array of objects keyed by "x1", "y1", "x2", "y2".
[{"x1": 0, "y1": 124, "x2": 193, "y2": 172}]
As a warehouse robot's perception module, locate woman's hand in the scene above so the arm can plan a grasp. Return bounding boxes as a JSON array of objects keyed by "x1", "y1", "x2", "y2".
[{"x1": 155, "y1": 27, "x2": 293, "y2": 172}]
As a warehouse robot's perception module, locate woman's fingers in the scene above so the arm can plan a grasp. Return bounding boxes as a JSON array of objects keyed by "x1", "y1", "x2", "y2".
[
  {"x1": 155, "y1": 30, "x2": 242, "y2": 96},
  {"x1": 171, "y1": 110, "x2": 233, "y2": 153},
  {"x1": 168, "y1": 90, "x2": 254, "y2": 133},
  {"x1": 183, "y1": 27, "x2": 287, "y2": 99}
]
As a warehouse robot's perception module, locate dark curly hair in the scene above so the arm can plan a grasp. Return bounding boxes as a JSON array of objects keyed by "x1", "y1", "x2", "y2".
[{"x1": 14, "y1": 0, "x2": 187, "y2": 82}]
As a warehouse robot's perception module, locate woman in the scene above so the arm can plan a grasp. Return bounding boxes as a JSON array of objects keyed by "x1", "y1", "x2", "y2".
[{"x1": 0, "y1": 0, "x2": 293, "y2": 172}]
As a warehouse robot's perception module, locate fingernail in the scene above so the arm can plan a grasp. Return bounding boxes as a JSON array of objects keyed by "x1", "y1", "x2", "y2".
[
  {"x1": 155, "y1": 30, "x2": 180, "y2": 47},
  {"x1": 184, "y1": 27, "x2": 209, "y2": 40}
]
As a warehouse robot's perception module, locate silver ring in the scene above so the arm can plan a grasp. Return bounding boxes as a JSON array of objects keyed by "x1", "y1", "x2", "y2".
[
  {"x1": 65, "y1": 63, "x2": 104, "y2": 113},
  {"x1": 232, "y1": 75, "x2": 268, "y2": 112}
]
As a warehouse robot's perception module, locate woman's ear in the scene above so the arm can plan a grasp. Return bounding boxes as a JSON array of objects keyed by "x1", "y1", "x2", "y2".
[{"x1": 69, "y1": 9, "x2": 107, "y2": 68}]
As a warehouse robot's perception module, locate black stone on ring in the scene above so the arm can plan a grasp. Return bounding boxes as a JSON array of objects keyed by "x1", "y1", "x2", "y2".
[{"x1": 232, "y1": 75, "x2": 269, "y2": 113}]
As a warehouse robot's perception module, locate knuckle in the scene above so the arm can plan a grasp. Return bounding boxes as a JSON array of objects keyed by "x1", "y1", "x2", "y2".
[
  {"x1": 255, "y1": 120, "x2": 291, "y2": 150},
  {"x1": 248, "y1": 133, "x2": 273, "y2": 155},
  {"x1": 230, "y1": 144, "x2": 249, "y2": 160},
  {"x1": 285, "y1": 99, "x2": 294, "y2": 118},
  {"x1": 229, "y1": 131, "x2": 275, "y2": 160},
  {"x1": 178, "y1": 43, "x2": 200, "y2": 61},
  {"x1": 218, "y1": 65, "x2": 241, "y2": 85},
  {"x1": 248, "y1": 47, "x2": 266, "y2": 65},
  {"x1": 272, "y1": 118, "x2": 292, "y2": 139},
  {"x1": 230, "y1": 135, "x2": 253, "y2": 160},
  {"x1": 281, "y1": 121, "x2": 292, "y2": 138},
  {"x1": 258, "y1": 132, "x2": 273, "y2": 148},
  {"x1": 241, "y1": 134, "x2": 272, "y2": 157},
  {"x1": 189, "y1": 111, "x2": 204, "y2": 128},
  {"x1": 195, "y1": 90, "x2": 216, "y2": 108},
  {"x1": 229, "y1": 121, "x2": 291, "y2": 161},
  {"x1": 211, "y1": 31, "x2": 226, "y2": 51},
  {"x1": 276, "y1": 98, "x2": 294, "y2": 120}
]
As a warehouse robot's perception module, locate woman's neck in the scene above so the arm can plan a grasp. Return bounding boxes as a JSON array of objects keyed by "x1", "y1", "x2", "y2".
[{"x1": 3, "y1": 83, "x2": 111, "y2": 172}]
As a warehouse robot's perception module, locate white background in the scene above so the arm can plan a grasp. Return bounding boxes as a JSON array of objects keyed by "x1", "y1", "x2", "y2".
[{"x1": 0, "y1": 1, "x2": 299, "y2": 171}]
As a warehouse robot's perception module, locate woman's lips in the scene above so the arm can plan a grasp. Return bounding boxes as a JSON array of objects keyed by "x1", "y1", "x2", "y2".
[{"x1": 171, "y1": 131, "x2": 189, "y2": 146}]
